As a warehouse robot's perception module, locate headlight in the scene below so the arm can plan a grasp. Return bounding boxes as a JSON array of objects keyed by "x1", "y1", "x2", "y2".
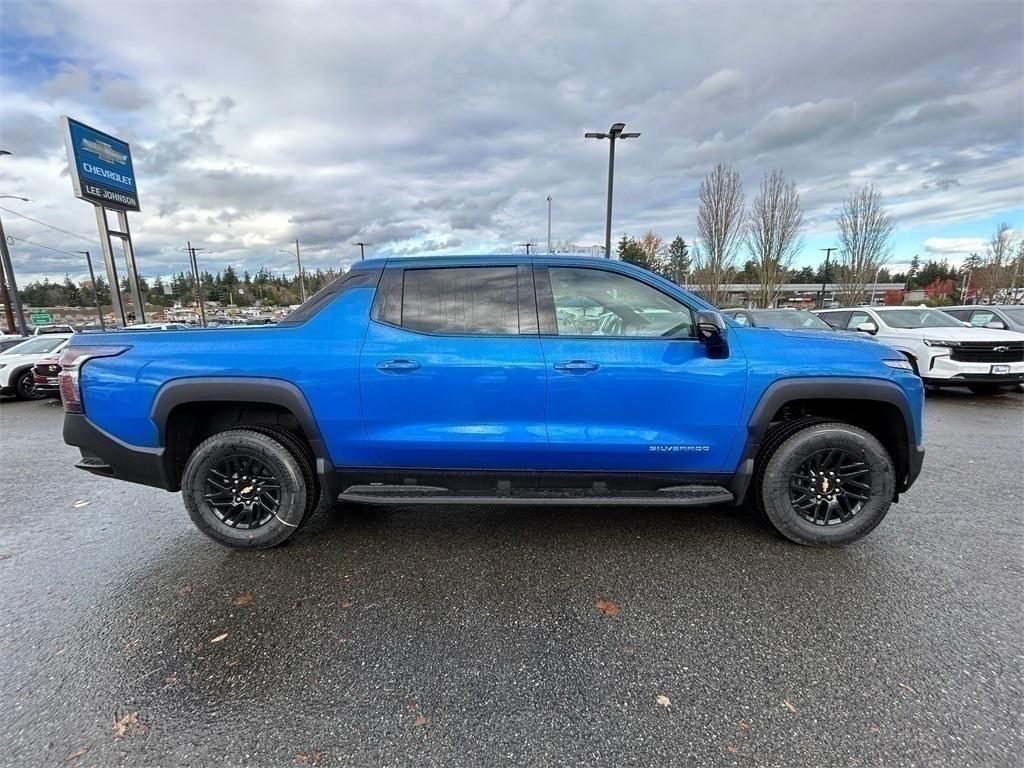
[
  {"x1": 883, "y1": 358, "x2": 914, "y2": 370},
  {"x1": 923, "y1": 339, "x2": 960, "y2": 347}
]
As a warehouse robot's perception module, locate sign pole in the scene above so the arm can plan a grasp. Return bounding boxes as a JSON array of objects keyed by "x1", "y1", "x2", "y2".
[
  {"x1": 0, "y1": 215, "x2": 29, "y2": 335},
  {"x1": 114, "y1": 209, "x2": 145, "y2": 323},
  {"x1": 95, "y1": 206, "x2": 128, "y2": 328}
]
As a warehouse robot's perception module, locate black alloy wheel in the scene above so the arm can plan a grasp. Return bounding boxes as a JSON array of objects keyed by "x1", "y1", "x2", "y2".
[
  {"x1": 204, "y1": 454, "x2": 282, "y2": 530},
  {"x1": 788, "y1": 448, "x2": 871, "y2": 526}
]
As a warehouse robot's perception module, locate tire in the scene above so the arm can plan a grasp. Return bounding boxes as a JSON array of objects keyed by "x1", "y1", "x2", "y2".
[
  {"x1": 181, "y1": 429, "x2": 309, "y2": 549},
  {"x1": 967, "y1": 384, "x2": 1013, "y2": 396},
  {"x1": 14, "y1": 370, "x2": 47, "y2": 400},
  {"x1": 757, "y1": 421, "x2": 895, "y2": 546}
]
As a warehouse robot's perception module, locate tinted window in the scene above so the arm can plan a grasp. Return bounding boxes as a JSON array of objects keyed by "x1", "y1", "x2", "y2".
[
  {"x1": 943, "y1": 309, "x2": 969, "y2": 320},
  {"x1": 749, "y1": 310, "x2": 832, "y2": 330},
  {"x1": 401, "y1": 267, "x2": 519, "y2": 335},
  {"x1": 548, "y1": 267, "x2": 693, "y2": 338},
  {"x1": 1002, "y1": 307, "x2": 1024, "y2": 324},
  {"x1": 731, "y1": 312, "x2": 750, "y2": 326},
  {"x1": 2, "y1": 336, "x2": 67, "y2": 355},
  {"x1": 846, "y1": 311, "x2": 872, "y2": 330},
  {"x1": 817, "y1": 311, "x2": 850, "y2": 330}
]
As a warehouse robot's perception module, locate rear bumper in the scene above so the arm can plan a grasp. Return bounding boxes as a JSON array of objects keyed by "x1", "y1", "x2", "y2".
[{"x1": 63, "y1": 413, "x2": 175, "y2": 491}]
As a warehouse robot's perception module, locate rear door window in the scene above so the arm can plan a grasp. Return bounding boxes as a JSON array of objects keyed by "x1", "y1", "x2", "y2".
[{"x1": 400, "y1": 267, "x2": 520, "y2": 335}]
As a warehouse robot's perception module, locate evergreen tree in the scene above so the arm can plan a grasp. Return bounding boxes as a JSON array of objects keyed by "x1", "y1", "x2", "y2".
[{"x1": 665, "y1": 236, "x2": 691, "y2": 286}]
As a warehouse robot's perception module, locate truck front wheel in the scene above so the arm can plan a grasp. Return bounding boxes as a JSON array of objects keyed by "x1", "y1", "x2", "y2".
[
  {"x1": 757, "y1": 422, "x2": 895, "y2": 546},
  {"x1": 181, "y1": 429, "x2": 310, "y2": 548}
]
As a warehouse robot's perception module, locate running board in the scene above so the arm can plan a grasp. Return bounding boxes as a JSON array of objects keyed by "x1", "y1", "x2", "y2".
[{"x1": 339, "y1": 484, "x2": 734, "y2": 507}]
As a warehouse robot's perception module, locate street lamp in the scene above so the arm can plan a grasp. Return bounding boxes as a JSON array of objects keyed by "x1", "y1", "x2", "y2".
[
  {"x1": 355, "y1": 242, "x2": 373, "y2": 260},
  {"x1": 277, "y1": 240, "x2": 307, "y2": 301},
  {"x1": 518, "y1": 242, "x2": 536, "y2": 255},
  {"x1": 585, "y1": 122, "x2": 640, "y2": 259},
  {"x1": 77, "y1": 251, "x2": 105, "y2": 330},
  {"x1": 546, "y1": 195, "x2": 552, "y2": 253},
  {"x1": 818, "y1": 247, "x2": 837, "y2": 309}
]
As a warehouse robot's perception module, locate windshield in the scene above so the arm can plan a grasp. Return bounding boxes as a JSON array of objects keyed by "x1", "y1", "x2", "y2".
[
  {"x1": 876, "y1": 309, "x2": 964, "y2": 329},
  {"x1": 1001, "y1": 307, "x2": 1024, "y2": 324},
  {"x1": 3, "y1": 336, "x2": 67, "y2": 355},
  {"x1": 749, "y1": 310, "x2": 832, "y2": 330}
]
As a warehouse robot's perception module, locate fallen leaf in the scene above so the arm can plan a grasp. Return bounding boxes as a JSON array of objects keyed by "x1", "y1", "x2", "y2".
[
  {"x1": 725, "y1": 743, "x2": 738, "y2": 753},
  {"x1": 656, "y1": 694, "x2": 671, "y2": 708},
  {"x1": 414, "y1": 714, "x2": 428, "y2": 727},
  {"x1": 870, "y1": 723, "x2": 881, "y2": 733},
  {"x1": 783, "y1": 699, "x2": 798, "y2": 714},
  {"x1": 596, "y1": 597, "x2": 619, "y2": 617},
  {"x1": 295, "y1": 751, "x2": 322, "y2": 764},
  {"x1": 231, "y1": 592, "x2": 254, "y2": 606},
  {"x1": 72, "y1": 500, "x2": 91, "y2": 508},
  {"x1": 113, "y1": 711, "x2": 146, "y2": 738},
  {"x1": 65, "y1": 746, "x2": 89, "y2": 762},
  {"x1": 210, "y1": 633, "x2": 228, "y2": 644},
  {"x1": 737, "y1": 719, "x2": 751, "y2": 732},
  {"x1": 0, "y1": 553, "x2": 14, "y2": 561},
  {"x1": 177, "y1": 583, "x2": 193, "y2": 597},
  {"x1": 897, "y1": 683, "x2": 916, "y2": 693},
  {"x1": 341, "y1": 601, "x2": 353, "y2": 609},
  {"x1": 406, "y1": 698, "x2": 418, "y2": 710}
]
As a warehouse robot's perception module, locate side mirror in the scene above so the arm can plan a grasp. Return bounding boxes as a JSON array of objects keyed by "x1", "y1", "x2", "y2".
[
  {"x1": 984, "y1": 320, "x2": 1007, "y2": 330},
  {"x1": 696, "y1": 310, "x2": 729, "y2": 359},
  {"x1": 855, "y1": 321, "x2": 878, "y2": 335}
]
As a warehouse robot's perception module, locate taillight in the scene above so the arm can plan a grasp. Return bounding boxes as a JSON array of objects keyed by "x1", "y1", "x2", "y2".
[{"x1": 58, "y1": 346, "x2": 130, "y2": 414}]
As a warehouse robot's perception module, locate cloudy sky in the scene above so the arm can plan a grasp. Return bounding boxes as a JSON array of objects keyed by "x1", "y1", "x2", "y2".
[{"x1": 1, "y1": 0, "x2": 1022, "y2": 284}]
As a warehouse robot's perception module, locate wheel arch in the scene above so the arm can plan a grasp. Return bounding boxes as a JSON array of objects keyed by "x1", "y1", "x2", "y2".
[
  {"x1": 741, "y1": 377, "x2": 917, "y2": 498},
  {"x1": 151, "y1": 377, "x2": 334, "y2": 497}
]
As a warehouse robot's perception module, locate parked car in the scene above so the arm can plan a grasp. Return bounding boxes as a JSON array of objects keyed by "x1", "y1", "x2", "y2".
[
  {"x1": 31, "y1": 355, "x2": 62, "y2": 395},
  {"x1": 61, "y1": 256, "x2": 925, "y2": 549},
  {"x1": 0, "y1": 333, "x2": 73, "y2": 399},
  {"x1": 0, "y1": 334, "x2": 28, "y2": 353},
  {"x1": 940, "y1": 305, "x2": 1024, "y2": 333},
  {"x1": 30, "y1": 324, "x2": 75, "y2": 335},
  {"x1": 127, "y1": 323, "x2": 191, "y2": 331},
  {"x1": 814, "y1": 306, "x2": 1024, "y2": 394},
  {"x1": 722, "y1": 307, "x2": 870, "y2": 335}
]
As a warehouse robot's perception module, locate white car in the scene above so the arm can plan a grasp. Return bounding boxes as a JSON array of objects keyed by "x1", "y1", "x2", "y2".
[
  {"x1": 814, "y1": 306, "x2": 1024, "y2": 395},
  {"x1": 0, "y1": 333, "x2": 73, "y2": 400}
]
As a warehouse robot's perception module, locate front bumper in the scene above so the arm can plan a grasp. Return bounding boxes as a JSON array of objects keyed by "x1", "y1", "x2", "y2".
[
  {"x1": 63, "y1": 413, "x2": 175, "y2": 491},
  {"x1": 923, "y1": 354, "x2": 1024, "y2": 384}
]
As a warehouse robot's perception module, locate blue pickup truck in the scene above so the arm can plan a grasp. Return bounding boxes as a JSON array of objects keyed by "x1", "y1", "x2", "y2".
[{"x1": 60, "y1": 256, "x2": 924, "y2": 549}]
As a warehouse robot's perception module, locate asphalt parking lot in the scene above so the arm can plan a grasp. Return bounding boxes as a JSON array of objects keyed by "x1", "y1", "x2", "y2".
[{"x1": 0, "y1": 390, "x2": 1021, "y2": 767}]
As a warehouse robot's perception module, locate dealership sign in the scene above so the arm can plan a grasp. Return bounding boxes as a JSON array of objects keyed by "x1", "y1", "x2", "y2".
[{"x1": 61, "y1": 116, "x2": 140, "y2": 211}]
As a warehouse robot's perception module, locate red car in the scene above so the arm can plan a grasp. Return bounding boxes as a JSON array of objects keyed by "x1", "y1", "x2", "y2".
[{"x1": 31, "y1": 355, "x2": 62, "y2": 396}]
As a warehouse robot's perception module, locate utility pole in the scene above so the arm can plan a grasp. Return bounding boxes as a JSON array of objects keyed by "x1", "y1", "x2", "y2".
[
  {"x1": 546, "y1": 196, "x2": 552, "y2": 253},
  {"x1": 0, "y1": 267, "x2": 13, "y2": 335},
  {"x1": 518, "y1": 242, "x2": 536, "y2": 255},
  {"x1": 585, "y1": 122, "x2": 640, "y2": 259},
  {"x1": 355, "y1": 242, "x2": 373, "y2": 261},
  {"x1": 818, "y1": 247, "x2": 837, "y2": 309},
  {"x1": 77, "y1": 250, "x2": 105, "y2": 330},
  {"x1": 186, "y1": 241, "x2": 207, "y2": 327},
  {"x1": 0, "y1": 155, "x2": 29, "y2": 335}
]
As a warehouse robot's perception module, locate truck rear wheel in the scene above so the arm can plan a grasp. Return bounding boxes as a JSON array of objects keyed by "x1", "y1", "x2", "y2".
[
  {"x1": 181, "y1": 429, "x2": 309, "y2": 549},
  {"x1": 757, "y1": 422, "x2": 894, "y2": 546}
]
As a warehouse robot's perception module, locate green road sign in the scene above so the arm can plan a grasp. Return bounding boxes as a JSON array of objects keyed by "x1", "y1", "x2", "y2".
[{"x1": 29, "y1": 313, "x2": 52, "y2": 325}]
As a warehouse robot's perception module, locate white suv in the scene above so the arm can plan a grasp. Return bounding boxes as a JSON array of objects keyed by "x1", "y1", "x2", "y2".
[{"x1": 814, "y1": 306, "x2": 1024, "y2": 395}]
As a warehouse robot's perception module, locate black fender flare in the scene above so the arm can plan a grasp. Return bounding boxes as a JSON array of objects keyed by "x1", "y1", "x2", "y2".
[
  {"x1": 150, "y1": 377, "x2": 336, "y2": 498},
  {"x1": 735, "y1": 377, "x2": 919, "y2": 498}
]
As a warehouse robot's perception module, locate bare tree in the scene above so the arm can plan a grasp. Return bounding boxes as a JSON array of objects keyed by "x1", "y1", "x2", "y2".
[
  {"x1": 637, "y1": 231, "x2": 666, "y2": 273},
  {"x1": 834, "y1": 185, "x2": 895, "y2": 305},
  {"x1": 746, "y1": 168, "x2": 803, "y2": 307},
  {"x1": 974, "y1": 222, "x2": 1014, "y2": 302},
  {"x1": 692, "y1": 163, "x2": 745, "y2": 306}
]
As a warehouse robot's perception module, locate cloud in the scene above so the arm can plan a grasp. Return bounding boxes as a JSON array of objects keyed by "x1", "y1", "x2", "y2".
[
  {"x1": 0, "y1": 0, "x2": 1020, "y2": 285},
  {"x1": 923, "y1": 237, "x2": 990, "y2": 258}
]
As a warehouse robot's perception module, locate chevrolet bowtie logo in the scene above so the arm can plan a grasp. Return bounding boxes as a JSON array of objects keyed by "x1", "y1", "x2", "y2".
[{"x1": 993, "y1": 346, "x2": 1009, "y2": 353}]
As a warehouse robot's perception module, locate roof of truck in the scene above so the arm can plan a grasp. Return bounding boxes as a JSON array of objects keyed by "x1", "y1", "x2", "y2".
[{"x1": 353, "y1": 254, "x2": 626, "y2": 270}]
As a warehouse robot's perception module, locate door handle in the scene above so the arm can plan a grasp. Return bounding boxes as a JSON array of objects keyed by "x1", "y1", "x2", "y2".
[
  {"x1": 376, "y1": 359, "x2": 421, "y2": 373},
  {"x1": 553, "y1": 360, "x2": 599, "y2": 374}
]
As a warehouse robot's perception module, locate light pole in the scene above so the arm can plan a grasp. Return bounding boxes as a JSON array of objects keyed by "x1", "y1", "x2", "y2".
[
  {"x1": 585, "y1": 122, "x2": 640, "y2": 259},
  {"x1": 77, "y1": 251, "x2": 105, "y2": 330},
  {"x1": 0, "y1": 178, "x2": 31, "y2": 335},
  {"x1": 186, "y1": 241, "x2": 208, "y2": 327},
  {"x1": 355, "y1": 242, "x2": 373, "y2": 261},
  {"x1": 518, "y1": 242, "x2": 536, "y2": 255},
  {"x1": 546, "y1": 195, "x2": 552, "y2": 253},
  {"x1": 818, "y1": 247, "x2": 837, "y2": 309}
]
